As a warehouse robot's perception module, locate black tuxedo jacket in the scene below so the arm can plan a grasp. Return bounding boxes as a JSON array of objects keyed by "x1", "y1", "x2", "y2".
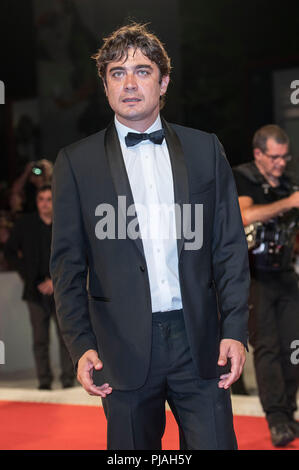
[{"x1": 50, "y1": 118, "x2": 250, "y2": 390}]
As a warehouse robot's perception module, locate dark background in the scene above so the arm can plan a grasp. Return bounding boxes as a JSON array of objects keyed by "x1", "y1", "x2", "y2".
[{"x1": 0, "y1": 0, "x2": 299, "y2": 188}]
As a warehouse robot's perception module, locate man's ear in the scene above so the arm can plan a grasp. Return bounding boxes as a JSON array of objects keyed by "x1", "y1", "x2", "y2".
[
  {"x1": 160, "y1": 75, "x2": 170, "y2": 96},
  {"x1": 103, "y1": 79, "x2": 108, "y2": 97},
  {"x1": 253, "y1": 148, "x2": 262, "y2": 162}
]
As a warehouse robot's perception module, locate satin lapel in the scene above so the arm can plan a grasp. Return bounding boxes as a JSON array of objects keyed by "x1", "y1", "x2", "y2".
[
  {"x1": 104, "y1": 121, "x2": 145, "y2": 259},
  {"x1": 162, "y1": 118, "x2": 190, "y2": 258}
]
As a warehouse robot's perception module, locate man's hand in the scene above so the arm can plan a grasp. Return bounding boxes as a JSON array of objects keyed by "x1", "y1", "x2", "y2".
[
  {"x1": 37, "y1": 278, "x2": 54, "y2": 295},
  {"x1": 217, "y1": 339, "x2": 246, "y2": 389},
  {"x1": 24, "y1": 161, "x2": 35, "y2": 175},
  {"x1": 77, "y1": 349, "x2": 112, "y2": 397}
]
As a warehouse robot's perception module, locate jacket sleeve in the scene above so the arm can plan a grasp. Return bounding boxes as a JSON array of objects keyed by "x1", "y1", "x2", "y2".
[
  {"x1": 50, "y1": 148, "x2": 98, "y2": 369},
  {"x1": 4, "y1": 217, "x2": 26, "y2": 279},
  {"x1": 211, "y1": 134, "x2": 250, "y2": 349}
]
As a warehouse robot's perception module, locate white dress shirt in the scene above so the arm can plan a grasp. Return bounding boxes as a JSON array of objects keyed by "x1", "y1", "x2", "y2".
[{"x1": 114, "y1": 114, "x2": 183, "y2": 312}]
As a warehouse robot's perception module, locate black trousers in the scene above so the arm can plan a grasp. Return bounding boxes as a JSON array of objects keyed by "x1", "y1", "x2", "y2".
[
  {"x1": 102, "y1": 309, "x2": 237, "y2": 450},
  {"x1": 27, "y1": 295, "x2": 74, "y2": 387},
  {"x1": 249, "y1": 271, "x2": 299, "y2": 426}
]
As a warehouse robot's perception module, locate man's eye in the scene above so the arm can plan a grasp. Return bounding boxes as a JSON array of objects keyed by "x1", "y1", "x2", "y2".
[
  {"x1": 112, "y1": 71, "x2": 124, "y2": 78},
  {"x1": 138, "y1": 70, "x2": 150, "y2": 76}
]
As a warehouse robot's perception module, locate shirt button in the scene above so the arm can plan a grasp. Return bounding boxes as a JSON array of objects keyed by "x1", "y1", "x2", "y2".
[
  {"x1": 139, "y1": 266, "x2": 145, "y2": 272},
  {"x1": 161, "y1": 279, "x2": 165, "y2": 284}
]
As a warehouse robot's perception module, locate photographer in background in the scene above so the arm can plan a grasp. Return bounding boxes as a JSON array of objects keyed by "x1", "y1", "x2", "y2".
[
  {"x1": 4, "y1": 185, "x2": 75, "y2": 390},
  {"x1": 233, "y1": 125, "x2": 299, "y2": 447},
  {"x1": 10, "y1": 159, "x2": 53, "y2": 214}
]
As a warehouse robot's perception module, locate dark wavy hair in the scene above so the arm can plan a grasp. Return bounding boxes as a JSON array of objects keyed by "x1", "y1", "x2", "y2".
[
  {"x1": 91, "y1": 23, "x2": 171, "y2": 108},
  {"x1": 36, "y1": 184, "x2": 52, "y2": 196}
]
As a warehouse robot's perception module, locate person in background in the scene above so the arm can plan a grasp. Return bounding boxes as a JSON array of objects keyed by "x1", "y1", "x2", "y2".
[
  {"x1": 10, "y1": 159, "x2": 53, "y2": 214},
  {"x1": 4, "y1": 185, "x2": 75, "y2": 390},
  {"x1": 233, "y1": 125, "x2": 299, "y2": 447}
]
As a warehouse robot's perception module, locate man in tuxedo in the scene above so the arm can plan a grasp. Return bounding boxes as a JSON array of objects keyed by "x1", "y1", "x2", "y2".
[{"x1": 50, "y1": 23, "x2": 250, "y2": 450}]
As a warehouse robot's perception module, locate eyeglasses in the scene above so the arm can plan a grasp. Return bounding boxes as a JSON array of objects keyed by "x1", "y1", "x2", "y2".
[{"x1": 262, "y1": 151, "x2": 292, "y2": 162}]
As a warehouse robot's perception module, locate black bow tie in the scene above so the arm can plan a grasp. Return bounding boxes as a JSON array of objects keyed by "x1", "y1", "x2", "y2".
[{"x1": 125, "y1": 129, "x2": 165, "y2": 147}]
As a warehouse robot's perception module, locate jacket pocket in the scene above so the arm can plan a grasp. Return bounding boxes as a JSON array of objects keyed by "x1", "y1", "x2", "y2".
[{"x1": 88, "y1": 295, "x2": 111, "y2": 302}]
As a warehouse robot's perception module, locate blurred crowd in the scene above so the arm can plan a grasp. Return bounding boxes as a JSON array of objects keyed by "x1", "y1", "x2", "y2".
[
  {"x1": 1, "y1": 159, "x2": 75, "y2": 389},
  {"x1": 0, "y1": 159, "x2": 53, "y2": 271}
]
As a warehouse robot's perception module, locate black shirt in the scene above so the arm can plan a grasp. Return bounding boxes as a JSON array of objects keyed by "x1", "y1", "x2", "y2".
[
  {"x1": 233, "y1": 161, "x2": 298, "y2": 279},
  {"x1": 233, "y1": 161, "x2": 291, "y2": 205}
]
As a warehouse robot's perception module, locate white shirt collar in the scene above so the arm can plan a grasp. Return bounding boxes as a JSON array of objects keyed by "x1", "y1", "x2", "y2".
[{"x1": 114, "y1": 114, "x2": 163, "y2": 146}]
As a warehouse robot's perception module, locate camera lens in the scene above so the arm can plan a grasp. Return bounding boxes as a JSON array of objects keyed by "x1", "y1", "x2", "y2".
[{"x1": 32, "y1": 166, "x2": 43, "y2": 176}]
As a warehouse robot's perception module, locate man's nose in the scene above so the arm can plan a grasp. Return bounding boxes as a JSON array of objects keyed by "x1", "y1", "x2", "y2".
[
  {"x1": 124, "y1": 73, "x2": 137, "y2": 90},
  {"x1": 278, "y1": 158, "x2": 287, "y2": 169}
]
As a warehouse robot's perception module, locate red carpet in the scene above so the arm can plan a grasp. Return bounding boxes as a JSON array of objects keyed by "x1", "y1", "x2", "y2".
[{"x1": 0, "y1": 400, "x2": 298, "y2": 450}]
